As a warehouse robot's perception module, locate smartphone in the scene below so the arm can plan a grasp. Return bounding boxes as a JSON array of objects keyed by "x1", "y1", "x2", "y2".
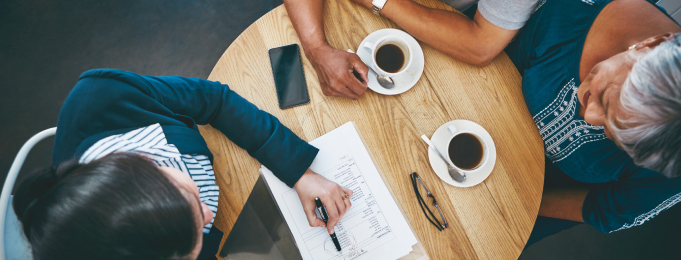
[{"x1": 268, "y1": 44, "x2": 310, "y2": 109}]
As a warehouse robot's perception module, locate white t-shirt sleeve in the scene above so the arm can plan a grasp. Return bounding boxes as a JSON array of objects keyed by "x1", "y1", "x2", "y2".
[
  {"x1": 478, "y1": 0, "x2": 541, "y2": 30},
  {"x1": 439, "y1": 0, "x2": 478, "y2": 11}
]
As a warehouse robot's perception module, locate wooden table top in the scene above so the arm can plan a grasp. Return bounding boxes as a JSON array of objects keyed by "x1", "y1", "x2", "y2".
[{"x1": 200, "y1": 1, "x2": 544, "y2": 259}]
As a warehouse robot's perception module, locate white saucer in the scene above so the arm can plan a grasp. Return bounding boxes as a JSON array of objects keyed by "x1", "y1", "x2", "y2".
[
  {"x1": 356, "y1": 29, "x2": 424, "y2": 95},
  {"x1": 427, "y1": 120, "x2": 496, "y2": 187}
]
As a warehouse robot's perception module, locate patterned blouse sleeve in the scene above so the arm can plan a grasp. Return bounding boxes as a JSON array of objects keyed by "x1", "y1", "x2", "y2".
[{"x1": 582, "y1": 166, "x2": 681, "y2": 233}]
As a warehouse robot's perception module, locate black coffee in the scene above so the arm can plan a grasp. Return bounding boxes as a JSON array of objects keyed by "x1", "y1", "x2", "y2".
[
  {"x1": 448, "y1": 133, "x2": 483, "y2": 170},
  {"x1": 375, "y1": 44, "x2": 404, "y2": 73}
]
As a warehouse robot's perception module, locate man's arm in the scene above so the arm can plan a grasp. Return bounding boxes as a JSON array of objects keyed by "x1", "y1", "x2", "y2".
[
  {"x1": 283, "y1": 0, "x2": 326, "y2": 53},
  {"x1": 283, "y1": 0, "x2": 369, "y2": 99},
  {"x1": 357, "y1": 0, "x2": 518, "y2": 66},
  {"x1": 539, "y1": 187, "x2": 589, "y2": 222}
]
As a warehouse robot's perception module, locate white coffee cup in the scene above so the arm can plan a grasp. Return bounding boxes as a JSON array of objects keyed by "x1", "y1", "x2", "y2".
[
  {"x1": 362, "y1": 35, "x2": 413, "y2": 82},
  {"x1": 445, "y1": 125, "x2": 489, "y2": 172}
]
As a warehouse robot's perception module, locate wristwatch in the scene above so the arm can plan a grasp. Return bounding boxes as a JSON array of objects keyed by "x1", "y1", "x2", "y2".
[{"x1": 371, "y1": 0, "x2": 388, "y2": 16}]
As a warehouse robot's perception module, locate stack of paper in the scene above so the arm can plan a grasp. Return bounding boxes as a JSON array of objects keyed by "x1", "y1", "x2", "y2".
[{"x1": 261, "y1": 122, "x2": 419, "y2": 260}]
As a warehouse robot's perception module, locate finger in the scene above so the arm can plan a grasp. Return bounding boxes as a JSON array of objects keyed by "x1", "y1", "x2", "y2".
[
  {"x1": 321, "y1": 84, "x2": 341, "y2": 97},
  {"x1": 341, "y1": 187, "x2": 354, "y2": 198},
  {"x1": 333, "y1": 191, "x2": 347, "y2": 218},
  {"x1": 340, "y1": 189, "x2": 352, "y2": 213},
  {"x1": 328, "y1": 88, "x2": 345, "y2": 98},
  {"x1": 321, "y1": 85, "x2": 333, "y2": 96},
  {"x1": 333, "y1": 83, "x2": 360, "y2": 100},
  {"x1": 322, "y1": 197, "x2": 340, "y2": 234},
  {"x1": 345, "y1": 69, "x2": 368, "y2": 97},
  {"x1": 350, "y1": 55, "x2": 370, "y2": 84},
  {"x1": 330, "y1": 88, "x2": 346, "y2": 98},
  {"x1": 303, "y1": 201, "x2": 325, "y2": 228},
  {"x1": 343, "y1": 195, "x2": 352, "y2": 213}
]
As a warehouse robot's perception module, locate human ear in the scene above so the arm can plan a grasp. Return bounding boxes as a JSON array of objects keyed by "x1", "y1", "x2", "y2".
[
  {"x1": 637, "y1": 33, "x2": 675, "y2": 49},
  {"x1": 201, "y1": 202, "x2": 213, "y2": 226}
]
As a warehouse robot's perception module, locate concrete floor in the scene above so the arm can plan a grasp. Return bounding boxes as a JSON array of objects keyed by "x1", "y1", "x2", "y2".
[{"x1": 1, "y1": 0, "x2": 679, "y2": 259}]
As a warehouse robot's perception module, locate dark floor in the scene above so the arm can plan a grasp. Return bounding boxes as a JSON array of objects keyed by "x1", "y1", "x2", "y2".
[{"x1": 1, "y1": 0, "x2": 680, "y2": 259}]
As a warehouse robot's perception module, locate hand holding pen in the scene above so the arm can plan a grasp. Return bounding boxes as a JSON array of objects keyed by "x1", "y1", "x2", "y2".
[
  {"x1": 316, "y1": 198, "x2": 343, "y2": 251},
  {"x1": 294, "y1": 169, "x2": 353, "y2": 234}
]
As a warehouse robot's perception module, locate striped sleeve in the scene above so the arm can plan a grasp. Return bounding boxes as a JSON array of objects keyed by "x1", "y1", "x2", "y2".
[{"x1": 80, "y1": 123, "x2": 219, "y2": 233}]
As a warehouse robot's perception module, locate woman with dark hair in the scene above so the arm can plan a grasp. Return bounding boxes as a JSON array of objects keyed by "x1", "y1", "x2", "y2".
[
  {"x1": 13, "y1": 69, "x2": 353, "y2": 259},
  {"x1": 14, "y1": 153, "x2": 204, "y2": 260},
  {"x1": 502, "y1": 0, "x2": 681, "y2": 246}
]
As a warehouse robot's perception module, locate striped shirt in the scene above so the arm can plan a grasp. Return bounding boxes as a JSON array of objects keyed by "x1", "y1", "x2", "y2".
[{"x1": 79, "y1": 123, "x2": 219, "y2": 233}]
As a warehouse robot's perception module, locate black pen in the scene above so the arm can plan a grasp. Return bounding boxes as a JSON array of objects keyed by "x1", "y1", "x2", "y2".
[{"x1": 315, "y1": 197, "x2": 342, "y2": 251}]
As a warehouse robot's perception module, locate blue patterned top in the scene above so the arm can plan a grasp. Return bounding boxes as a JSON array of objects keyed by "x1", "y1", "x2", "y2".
[{"x1": 505, "y1": 0, "x2": 681, "y2": 233}]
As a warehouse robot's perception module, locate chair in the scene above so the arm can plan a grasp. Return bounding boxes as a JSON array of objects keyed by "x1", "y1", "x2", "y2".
[{"x1": 1, "y1": 128, "x2": 56, "y2": 260}]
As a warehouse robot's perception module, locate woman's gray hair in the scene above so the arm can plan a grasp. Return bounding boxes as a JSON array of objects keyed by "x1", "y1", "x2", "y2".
[{"x1": 611, "y1": 33, "x2": 681, "y2": 178}]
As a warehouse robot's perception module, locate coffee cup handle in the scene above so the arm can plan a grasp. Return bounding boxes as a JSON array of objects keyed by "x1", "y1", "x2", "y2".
[
  {"x1": 447, "y1": 125, "x2": 458, "y2": 136},
  {"x1": 362, "y1": 42, "x2": 374, "y2": 54}
]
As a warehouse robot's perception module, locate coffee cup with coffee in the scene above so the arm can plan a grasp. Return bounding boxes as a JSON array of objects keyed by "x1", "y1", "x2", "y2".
[
  {"x1": 445, "y1": 125, "x2": 488, "y2": 173},
  {"x1": 362, "y1": 35, "x2": 413, "y2": 82}
]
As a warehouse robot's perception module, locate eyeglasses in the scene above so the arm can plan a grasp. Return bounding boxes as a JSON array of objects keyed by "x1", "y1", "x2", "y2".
[{"x1": 410, "y1": 172, "x2": 448, "y2": 231}]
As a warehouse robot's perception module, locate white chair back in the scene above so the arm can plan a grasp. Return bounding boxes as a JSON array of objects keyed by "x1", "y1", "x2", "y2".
[{"x1": 1, "y1": 128, "x2": 56, "y2": 260}]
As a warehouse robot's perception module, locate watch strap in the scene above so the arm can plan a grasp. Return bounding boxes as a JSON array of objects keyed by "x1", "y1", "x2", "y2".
[{"x1": 371, "y1": 0, "x2": 388, "y2": 16}]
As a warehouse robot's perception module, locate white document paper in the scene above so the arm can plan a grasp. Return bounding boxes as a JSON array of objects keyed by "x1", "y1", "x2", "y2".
[{"x1": 261, "y1": 122, "x2": 418, "y2": 260}]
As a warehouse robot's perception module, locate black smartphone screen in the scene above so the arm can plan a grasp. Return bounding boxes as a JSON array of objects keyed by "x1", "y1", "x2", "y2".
[{"x1": 268, "y1": 44, "x2": 310, "y2": 109}]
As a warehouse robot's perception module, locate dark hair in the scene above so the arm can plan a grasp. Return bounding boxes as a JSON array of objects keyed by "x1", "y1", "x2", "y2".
[{"x1": 12, "y1": 153, "x2": 198, "y2": 260}]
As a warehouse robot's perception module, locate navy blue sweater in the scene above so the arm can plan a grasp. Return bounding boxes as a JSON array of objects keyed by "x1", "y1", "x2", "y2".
[{"x1": 52, "y1": 69, "x2": 319, "y2": 259}]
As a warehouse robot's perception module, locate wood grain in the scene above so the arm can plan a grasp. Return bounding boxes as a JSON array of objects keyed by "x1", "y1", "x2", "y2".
[{"x1": 203, "y1": 2, "x2": 544, "y2": 260}]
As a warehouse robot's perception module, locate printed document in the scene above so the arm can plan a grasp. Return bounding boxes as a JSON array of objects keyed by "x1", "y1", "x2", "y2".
[{"x1": 261, "y1": 122, "x2": 418, "y2": 260}]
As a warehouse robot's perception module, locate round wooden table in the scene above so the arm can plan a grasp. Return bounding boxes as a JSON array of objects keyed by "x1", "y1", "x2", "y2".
[{"x1": 199, "y1": 1, "x2": 544, "y2": 259}]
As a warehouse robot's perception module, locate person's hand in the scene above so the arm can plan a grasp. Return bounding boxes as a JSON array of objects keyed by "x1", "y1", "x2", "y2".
[
  {"x1": 349, "y1": 0, "x2": 373, "y2": 9},
  {"x1": 306, "y1": 44, "x2": 369, "y2": 100},
  {"x1": 294, "y1": 168, "x2": 354, "y2": 234}
]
